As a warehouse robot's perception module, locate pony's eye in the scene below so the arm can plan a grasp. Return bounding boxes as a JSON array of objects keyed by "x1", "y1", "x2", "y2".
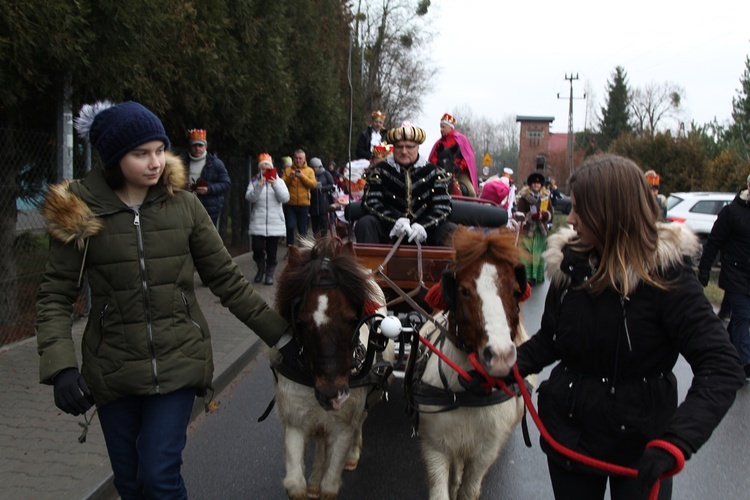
[{"x1": 459, "y1": 287, "x2": 471, "y2": 298}]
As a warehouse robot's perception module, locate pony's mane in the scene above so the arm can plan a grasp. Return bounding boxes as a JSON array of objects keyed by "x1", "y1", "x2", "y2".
[
  {"x1": 275, "y1": 238, "x2": 378, "y2": 322},
  {"x1": 451, "y1": 227, "x2": 520, "y2": 273}
]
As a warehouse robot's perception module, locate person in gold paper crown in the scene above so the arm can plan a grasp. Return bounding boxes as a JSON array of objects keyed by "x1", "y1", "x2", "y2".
[
  {"x1": 181, "y1": 128, "x2": 231, "y2": 229},
  {"x1": 356, "y1": 122, "x2": 453, "y2": 245},
  {"x1": 644, "y1": 169, "x2": 667, "y2": 221},
  {"x1": 356, "y1": 110, "x2": 389, "y2": 160}
]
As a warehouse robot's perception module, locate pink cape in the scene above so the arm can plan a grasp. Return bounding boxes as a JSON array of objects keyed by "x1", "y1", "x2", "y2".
[{"x1": 429, "y1": 130, "x2": 478, "y2": 194}]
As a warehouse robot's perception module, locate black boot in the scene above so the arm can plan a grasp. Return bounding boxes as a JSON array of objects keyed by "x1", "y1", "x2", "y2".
[
  {"x1": 264, "y1": 266, "x2": 275, "y2": 285},
  {"x1": 254, "y1": 262, "x2": 265, "y2": 283}
]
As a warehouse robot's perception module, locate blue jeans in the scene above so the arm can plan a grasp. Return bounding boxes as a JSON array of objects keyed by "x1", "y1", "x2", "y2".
[
  {"x1": 285, "y1": 205, "x2": 309, "y2": 245},
  {"x1": 726, "y1": 292, "x2": 750, "y2": 365},
  {"x1": 98, "y1": 388, "x2": 196, "y2": 500}
]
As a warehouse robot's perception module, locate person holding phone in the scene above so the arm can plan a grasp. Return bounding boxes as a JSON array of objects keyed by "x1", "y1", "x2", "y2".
[
  {"x1": 281, "y1": 149, "x2": 316, "y2": 246},
  {"x1": 246, "y1": 153, "x2": 289, "y2": 285}
]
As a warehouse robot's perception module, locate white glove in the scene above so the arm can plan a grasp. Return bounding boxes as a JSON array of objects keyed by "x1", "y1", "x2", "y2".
[
  {"x1": 407, "y1": 222, "x2": 427, "y2": 243},
  {"x1": 389, "y1": 217, "x2": 412, "y2": 239}
]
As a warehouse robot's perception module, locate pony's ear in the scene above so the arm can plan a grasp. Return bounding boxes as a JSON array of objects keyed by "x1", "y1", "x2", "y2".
[
  {"x1": 514, "y1": 264, "x2": 527, "y2": 297},
  {"x1": 287, "y1": 246, "x2": 303, "y2": 268},
  {"x1": 441, "y1": 268, "x2": 457, "y2": 309}
]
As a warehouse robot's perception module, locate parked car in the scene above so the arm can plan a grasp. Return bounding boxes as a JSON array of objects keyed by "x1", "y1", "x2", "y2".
[
  {"x1": 666, "y1": 192, "x2": 735, "y2": 262},
  {"x1": 552, "y1": 193, "x2": 571, "y2": 215}
]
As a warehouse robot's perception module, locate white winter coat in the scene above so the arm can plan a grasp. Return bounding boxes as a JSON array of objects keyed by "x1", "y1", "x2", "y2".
[{"x1": 245, "y1": 177, "x2": 289, "y2": 237}]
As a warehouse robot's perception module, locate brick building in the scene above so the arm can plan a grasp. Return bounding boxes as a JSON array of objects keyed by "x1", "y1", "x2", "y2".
[{"x1": 516, "y1": 115, "x2": 572, "y2": 189}]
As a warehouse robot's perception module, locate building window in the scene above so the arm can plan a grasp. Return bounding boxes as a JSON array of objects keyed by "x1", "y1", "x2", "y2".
[{"x1": 527, "y1": 130, "x2": 544, "y2": 139}]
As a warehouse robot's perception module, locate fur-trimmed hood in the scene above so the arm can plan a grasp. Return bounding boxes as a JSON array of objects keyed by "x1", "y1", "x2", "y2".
[
  {"x1": 42, "y1": 151, "x2": 186, "y2": 250},
  {"x1": 543, "y1": 223, "x2": 701, "y2": 295}
]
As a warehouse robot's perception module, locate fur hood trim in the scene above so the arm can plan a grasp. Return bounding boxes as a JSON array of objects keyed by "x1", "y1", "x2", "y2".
[
  {"x1": 43, "y1": 151, "x2": 186, "y2": 248},
  {"x1": 544, "y1": 223, "x2": 700, "y2": 294}
]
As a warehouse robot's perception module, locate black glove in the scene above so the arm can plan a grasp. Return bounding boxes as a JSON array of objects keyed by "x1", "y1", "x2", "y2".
[
  {"x1": 53, "y1": 368, "x2": 93, "y2": 416},
  {"x1": 278, "y1": 336, "x2": 302, "y2": 363},
  {"x1": 697, "y1": 269, "x2": 709, "y2": 287},
  {"x1": 637, "y1": 447, "x2": 677, "y2": 492}
]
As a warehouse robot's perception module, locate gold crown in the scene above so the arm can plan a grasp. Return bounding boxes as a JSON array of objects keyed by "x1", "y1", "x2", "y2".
[
  {"x1": 188, "y1": 129, "x2": 207, "y2": 144},
  {"x1": 372, "y1": 143, "x2": 393, "y2": 158},
  {"x1": 372, "y1": 110, "x2": 386, "y2": 120},
  {"x1": 644, "y1": 170, "x2": 661, "y2": 187},
  {"x1": 258, "y1": 153, "x2": 273, "y2": 165},
  {"x1": 440, "y1": 113, "x2": 456, "y2": 126}
]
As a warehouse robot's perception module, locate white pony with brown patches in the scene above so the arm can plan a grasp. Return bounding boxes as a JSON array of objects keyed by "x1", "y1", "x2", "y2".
[
  {"x1": 273, "y1": 239, "x2": 393, "y2": 499},
  {"x1": 416, "y1": 227, "x2": 536, "y2": 500}
]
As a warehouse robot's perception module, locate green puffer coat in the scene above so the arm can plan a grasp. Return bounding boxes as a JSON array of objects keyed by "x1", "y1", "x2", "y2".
[{"x1": 36, "y1": 152, "x2": 288, "y2": 406}]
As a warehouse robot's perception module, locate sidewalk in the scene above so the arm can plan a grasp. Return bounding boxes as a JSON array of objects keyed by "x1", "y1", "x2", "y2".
[{"x1": 0, "y1": 251, "x2": 282, "y2": 500}]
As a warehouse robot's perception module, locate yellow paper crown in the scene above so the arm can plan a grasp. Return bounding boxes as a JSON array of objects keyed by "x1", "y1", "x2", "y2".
[
  {"x1": 188, "y1": 129, "x2": 207, "y2": 145},
  {"x1": 372, "y1": 143, "x2": 393, "y2": 159},
  {"x1": 371, "y1": 110, "x2": 386, "y2": 120},
  {"x1": 258, "y1": 153, "x2": 273, "y2": 165}
]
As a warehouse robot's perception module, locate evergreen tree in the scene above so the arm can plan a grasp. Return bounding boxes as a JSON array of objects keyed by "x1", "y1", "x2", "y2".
[
  {"x1": 598, "y1": 66, "x2": 632, "y2": 150},
  {"x1": 726, "y1": 54, "x2": 750, "y2": 160}
]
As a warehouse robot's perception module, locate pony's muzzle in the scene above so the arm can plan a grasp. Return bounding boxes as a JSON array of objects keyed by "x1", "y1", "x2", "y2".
[
  {"x1": 482, "y1": 343, "x2": 517, "y2": 378},
  {"x1": 314, "y1": 385, "x2": 351, "y2": 411}
]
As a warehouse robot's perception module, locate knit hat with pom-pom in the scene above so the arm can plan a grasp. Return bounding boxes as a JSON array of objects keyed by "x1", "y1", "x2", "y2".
[{"x1": 74, "y1": 101, "x2": 171, "y2": 168}]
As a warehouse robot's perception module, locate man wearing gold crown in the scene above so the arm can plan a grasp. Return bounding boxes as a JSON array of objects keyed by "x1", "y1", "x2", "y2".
[
  {"x1": 356, "y1": 122, "x2": 453, "y2": 245},
  {"x1": 182, "y1": 129, "x2": 231, "y2": 229},
  {"x1": 644, "y1": 169, "x2": 667, "y2": 221},
  {"x1": 428, "y1": 113, "x2": 478, "y2": 197},
  {"x1": 355, "y1": 110, "x2": 389, "y2": 160}
]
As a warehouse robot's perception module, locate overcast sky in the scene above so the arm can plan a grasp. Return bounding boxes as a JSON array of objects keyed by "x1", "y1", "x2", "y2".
[{"x1": 415, "y1": 0, "x2": 749, "y2": 151}]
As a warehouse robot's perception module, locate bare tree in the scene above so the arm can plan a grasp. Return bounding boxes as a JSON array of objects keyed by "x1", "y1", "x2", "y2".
[
  {"x1": 354, "y1": 0, "x2": 437, "y2": 123},
  {"x1": 631, "y1": 81, "x2": 685, "y2": 135},
  {"x1": 447, "y1": 105, "x2": 518, "y2": 175}
]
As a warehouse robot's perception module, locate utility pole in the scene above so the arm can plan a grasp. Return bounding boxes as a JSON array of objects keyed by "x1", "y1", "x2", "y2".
[{"x1": 557, "y1": 73, "x2": 586, "y2": 180}]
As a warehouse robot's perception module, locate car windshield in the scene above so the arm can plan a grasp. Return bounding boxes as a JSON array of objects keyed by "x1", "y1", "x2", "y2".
[{"x1": 666, "y1": 195, "x2": 684, "y2": 211}]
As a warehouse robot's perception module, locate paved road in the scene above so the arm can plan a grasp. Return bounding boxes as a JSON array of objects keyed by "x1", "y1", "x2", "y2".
[{"x1": 182, "y1": 279, "x2": 750, "y2": 499}]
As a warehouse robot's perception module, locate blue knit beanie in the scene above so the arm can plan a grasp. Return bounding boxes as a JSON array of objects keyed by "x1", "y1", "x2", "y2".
[{"x1": 74, "y1": 101, "x2": 171, "y2": 168}]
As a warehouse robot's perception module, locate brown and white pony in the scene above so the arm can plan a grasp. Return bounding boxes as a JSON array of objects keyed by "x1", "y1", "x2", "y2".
[
  {"x1": 273, "y1": 238, "x2": 393, "y2": 500},
  {"x1": 415, "y1": 226, "x2": 536, "y2": 500}
]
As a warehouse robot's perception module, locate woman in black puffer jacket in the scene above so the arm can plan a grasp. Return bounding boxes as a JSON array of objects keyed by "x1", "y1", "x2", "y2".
[{"x1": 515, "y1": 154, "x2": 745, "y2": 499}]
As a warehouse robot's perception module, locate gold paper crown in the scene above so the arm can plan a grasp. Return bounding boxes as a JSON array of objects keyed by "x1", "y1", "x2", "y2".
[
  {"x1": 258, "y1": 153, "x2": 273, "y2": 165},
  {"x1": 372, "y1": 143, "x2": 393, "y2": 159},
  {"x1": 644, "y1": 170, "x2": 661, "y2": 187},
  {"x1": 440, "y1": 113, "x2": 456, "y2": 126},
  {"x1": 188, "y1": 129, "x2": 207, "y2": 144},
  {"x1": 372, "y1": 110, "x2": 386, "y2": 120}
]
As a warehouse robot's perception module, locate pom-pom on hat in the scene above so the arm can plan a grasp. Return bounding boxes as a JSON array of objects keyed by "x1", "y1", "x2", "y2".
[
  {"x1": 372, "y1": 110, "x2": 386, "y2": 120},
  {"x1": 440, "y1": 113, "x2": 456, "y2": 128},
  {"x1": 386, "y1": 121, "x2": 426, "y2": 145},
  {"x1": 188, "y1": 129, "x2": 207, "y2": 146},
  {"x1": 74, "y1": 101, "x2": 171, "y2": 169},
  {"x1": 281, "y1": 156, "x2": 293, "y2": 167},
  {"x1": 258, "y1": 153, "x2": 273, "y2": 168}
]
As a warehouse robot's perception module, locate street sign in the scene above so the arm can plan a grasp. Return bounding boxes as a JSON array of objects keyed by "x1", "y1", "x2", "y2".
[{"x1": 482, "y1": 152, "x2": 492, "y2": 166}]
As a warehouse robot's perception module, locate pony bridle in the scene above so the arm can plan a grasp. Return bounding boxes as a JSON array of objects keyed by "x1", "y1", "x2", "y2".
[{"x1": 288, "y1": 257, "x2": 370, "y2": 350}]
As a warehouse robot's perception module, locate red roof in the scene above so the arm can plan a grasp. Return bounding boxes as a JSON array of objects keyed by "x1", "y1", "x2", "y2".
[{"x1": 549, "y1": 133, "x2": 569, "y2": 154}]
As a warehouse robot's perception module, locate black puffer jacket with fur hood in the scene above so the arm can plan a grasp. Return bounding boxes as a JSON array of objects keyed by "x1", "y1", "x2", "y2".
[
  {"x1": 36, "y1": 152, "x2": 288, "y2": 406},
  {"x1": 516, "y1": 225, "x2": 744, "y2": 469}
]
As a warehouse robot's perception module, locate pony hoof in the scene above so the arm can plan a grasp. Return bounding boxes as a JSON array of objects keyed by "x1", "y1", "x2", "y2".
[
  {"x1": 307, "y1": 484, "x2": 320, "y2": 499},
  {"x1": 344, "y1": 458, "x2": 359, "y2": 471}
]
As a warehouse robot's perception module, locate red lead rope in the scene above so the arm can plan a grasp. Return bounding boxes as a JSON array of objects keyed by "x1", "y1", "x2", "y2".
[{"x1": 465, "y1": 354, "x2": 685, "y2": 500}]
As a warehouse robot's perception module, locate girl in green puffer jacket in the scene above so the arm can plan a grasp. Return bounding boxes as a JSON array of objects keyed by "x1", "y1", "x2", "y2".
[{"x1": 36, "y1": 101, "x2": 298, "y2": 499}]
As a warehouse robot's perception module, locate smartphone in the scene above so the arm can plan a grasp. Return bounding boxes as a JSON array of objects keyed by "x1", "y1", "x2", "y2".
[{"x1": 263, "y1": 168, "x2": 277, "y2": 181}]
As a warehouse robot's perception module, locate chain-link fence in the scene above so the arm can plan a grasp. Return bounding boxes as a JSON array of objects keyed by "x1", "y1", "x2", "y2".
[{"x1": 0, "y1": 127, "x2": 90, "y2": 346}]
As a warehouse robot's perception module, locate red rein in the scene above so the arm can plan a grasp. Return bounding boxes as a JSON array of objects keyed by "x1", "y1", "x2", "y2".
[
  {"x1": 467, "y1": 354, "x2": 685, "y2": 500},
  {"x1": 416, "y1": 329, "x2": 683, "y2": 500}
]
